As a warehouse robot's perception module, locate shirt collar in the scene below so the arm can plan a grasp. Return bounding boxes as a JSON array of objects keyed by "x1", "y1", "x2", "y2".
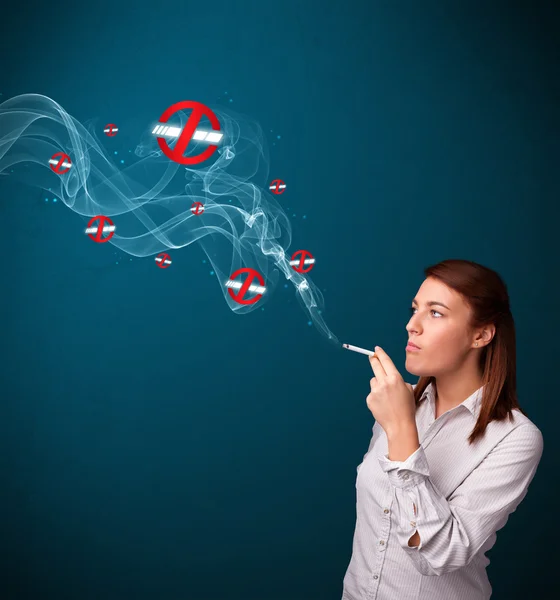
[{"x1": 419, "y1": 380, "x2": 485, "y2": 419}]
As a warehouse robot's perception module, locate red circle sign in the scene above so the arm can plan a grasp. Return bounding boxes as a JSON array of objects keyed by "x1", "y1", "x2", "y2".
[
  {"x1": 104, "y1": 123, "x2": 118, "y2": 137},
  {"x1": 87, "y1": 215, "x2": 115, "y2": 243},
  {"x1": 269, "y1": 179, "x2": 286, "y2": 195},
  {"x1": 49, "y1": 152, "x2": 72, "y2": 174},
  {"x1": 156, "y1": 101, "x2": 221, "y2": 166},
  {"x1": 155, "y1": 252, "x2": 172, "y2": 268},
  {"x1": 191, "y1": 201, "x2": 205, "y2": 215},
  {"x1": 227, "y1": 268, "x2": 265, "y2": 305},
  {"x1": 291, "y1": 250, "x2": 315, "y2": 273}
]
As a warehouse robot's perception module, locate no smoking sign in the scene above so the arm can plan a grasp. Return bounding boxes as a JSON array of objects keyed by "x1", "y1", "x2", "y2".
[
  {"x1": 155, "y1": 253, "x2": 172, "y2": 268},
  {"x1": 104, "y1": 124, "x2": 118, "y2": 136},
  {"x1": 290, "y1": 250, "x2": 315, "y2": 273},
  {"x1": 85, "y1": 215, "x2": 116, "y2": 243},
  {"x1": 191, "y1": 201, "x2": 205, "y2": 215},
  {"x1": 49, "y1": 152, "x2": 72, "y2": 174},
  {"x1": 155, "y1": 101, "x2": 222, "y2": 166},
  {"x1": 225, "y1": 268, "x2": 266, "y2": 305},
  {"x1": 269, "y1": 179, "x2": 286, "y2": 194}
]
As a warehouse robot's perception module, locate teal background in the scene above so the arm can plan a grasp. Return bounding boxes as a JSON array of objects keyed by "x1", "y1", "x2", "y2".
[{"x1": 0, "y1": 1, "x2": 557, "y2": 598}]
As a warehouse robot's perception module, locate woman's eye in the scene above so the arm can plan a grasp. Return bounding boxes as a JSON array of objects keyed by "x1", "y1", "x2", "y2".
[{"x1": 409, "y1": 307, "x2": 442, "y2": 318}]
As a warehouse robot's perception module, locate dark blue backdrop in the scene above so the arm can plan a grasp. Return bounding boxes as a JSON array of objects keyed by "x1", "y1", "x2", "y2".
[{"x1": 1, "y1": 1, "x2": 557, "y2": 599}]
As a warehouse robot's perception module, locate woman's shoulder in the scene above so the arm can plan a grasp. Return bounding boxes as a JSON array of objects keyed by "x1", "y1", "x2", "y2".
[
  {"x1": 506, "y1": 409, "x2": 543, "y2": 441},
  {"x1": 485, "y1": 409, "x2": 543, "y2": 461}
]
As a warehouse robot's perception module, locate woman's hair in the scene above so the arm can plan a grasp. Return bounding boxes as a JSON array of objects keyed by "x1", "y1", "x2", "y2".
[{"x1": 413, "y1": 258, "x2": 526, "y2": 444}]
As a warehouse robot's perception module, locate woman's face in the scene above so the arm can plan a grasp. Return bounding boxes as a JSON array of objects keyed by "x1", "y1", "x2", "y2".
[{"x1": 405, "y1": 277, "x2": 475, "y2": 377}]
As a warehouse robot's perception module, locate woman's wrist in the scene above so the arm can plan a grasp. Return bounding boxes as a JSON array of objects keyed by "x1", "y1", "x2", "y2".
[
  {"x1": 385, "y1": 419, "x2": 418, "y2": 439},
  {"x1": 386, "y1": 422, "x2": 420, "y2": 461}
]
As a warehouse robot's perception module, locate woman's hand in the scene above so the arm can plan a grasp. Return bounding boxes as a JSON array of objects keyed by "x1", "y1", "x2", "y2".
[{"x1": 366, "y1": 346, "x2": 417, "y2": 437}]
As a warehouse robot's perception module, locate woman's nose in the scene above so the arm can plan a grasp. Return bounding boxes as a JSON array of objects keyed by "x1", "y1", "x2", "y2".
[{"x1": 406, "y1": 318, "x2": 420, "y2": 333}]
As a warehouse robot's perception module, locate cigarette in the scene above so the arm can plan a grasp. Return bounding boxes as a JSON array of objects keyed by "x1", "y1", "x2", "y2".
[{"x1": 342, "y1": 343, "x2": 376, "y2": 357}]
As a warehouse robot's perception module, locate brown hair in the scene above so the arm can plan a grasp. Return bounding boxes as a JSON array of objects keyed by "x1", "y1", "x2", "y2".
[{"x1": 412, "y1": 258, "x2": 527, "y2": 444}]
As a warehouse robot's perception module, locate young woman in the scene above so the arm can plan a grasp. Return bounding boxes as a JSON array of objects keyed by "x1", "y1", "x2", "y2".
[{"x1": 342, "y1": 259, "x2": 543, "y2": 600}]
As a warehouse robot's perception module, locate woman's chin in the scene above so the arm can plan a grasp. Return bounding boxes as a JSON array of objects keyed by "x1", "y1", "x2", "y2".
[
  {"x1": 405, "y1": 359, "x2": 427, "y2": 377},
  {"x1": 405, "y1": 357, "x2": 419, "y2": 372}
]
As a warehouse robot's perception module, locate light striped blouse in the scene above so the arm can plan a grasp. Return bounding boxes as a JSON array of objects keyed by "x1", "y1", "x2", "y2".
[{"x1": 342, "y1": 381, "x2": 543, "y2": 600}]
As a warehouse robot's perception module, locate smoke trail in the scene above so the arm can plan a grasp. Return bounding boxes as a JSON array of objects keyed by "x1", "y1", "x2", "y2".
[{"x1": 0, "y1": 93, "x2": 339, "y2": 345}]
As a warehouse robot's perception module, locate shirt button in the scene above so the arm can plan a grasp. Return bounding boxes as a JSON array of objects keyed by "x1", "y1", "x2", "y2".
[
  {"x1": 373, "y1": 575, "x2": 379, "y2": 580},
  {"x1": 410, "y1": 521, "x2": 416, "y2": 527},
  {"x1": 379, "y1": 540, "x2": 385, "y2": 545},
  {"x1": 383, "y1": 508, "x2": 389, "y2": 514}
]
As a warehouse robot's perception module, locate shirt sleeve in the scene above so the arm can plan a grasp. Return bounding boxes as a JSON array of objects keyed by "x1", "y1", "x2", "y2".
[{"x1": 377, "y1": 423, "x2": 544, "y2": 576}]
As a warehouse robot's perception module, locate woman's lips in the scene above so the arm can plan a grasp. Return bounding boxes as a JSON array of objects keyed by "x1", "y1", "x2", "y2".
[{"x1": 406, "y1": 344, "x2": 421, "y2": 352}]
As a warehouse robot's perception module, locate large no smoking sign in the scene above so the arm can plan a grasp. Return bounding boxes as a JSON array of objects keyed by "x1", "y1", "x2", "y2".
[{"x1": 154, "y1": 101, "x2": 223, "y2": 166}]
